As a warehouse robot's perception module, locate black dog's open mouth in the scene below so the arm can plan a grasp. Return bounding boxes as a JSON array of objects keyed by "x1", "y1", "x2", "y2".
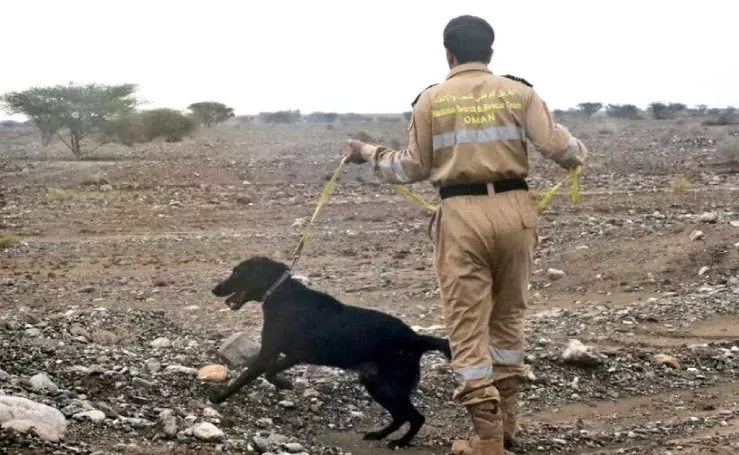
[{"x1": 225, "y1": 290, "x2": 248, "y2": 310}]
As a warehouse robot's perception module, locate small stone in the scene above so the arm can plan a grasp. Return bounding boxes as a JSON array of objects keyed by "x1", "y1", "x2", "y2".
[
  {"x1": 256, "y1": 417, "x2": 273, "y2": 428},
  {"x1": 29, "y1": 373, "x2": 58, "y2": 394},
  {"x1": 547, "y1": 268, "x2": 566, "y2": 281},
  {"x1": 252, "y1": 435, "x2": 274, "y2": 452},
  {"x1": 698, "y1": 266, "x2": 710, "y2": 276},
  {"x1": 191, "y1": 422, "x2": 225, "y2": 441},
  {"x1": 163, "y1": 365, "x2": 197, "y2": 376},
  {"x1": 279, "y1": 400, "x2": 296, "y2": 409},
  {"x1": 561, "y1": 339, "x2": 602, "y2": 367},
  {"x1": 285, "y1": 442, "x2": 305, "y2": 453},
  {"x1": 197, "y1": 364, "x2": 229, "y2": 382},
  {"x1": 699, "y1": 212, "x2": 718, "y2": 223},
  {"x1": 132, "y1": 377, "x2": 154, "y2": 388},
  {"x1": 150, "y1": 337, "x2": 172, "y2": 349},
  {"x1": 292, "y1": 218, "x2": 307, "y2": 228},
  {"x1": 73, "y1": 410, "x2": 106, "y2": 423},
  {"x1": 689, "y1": 230, "x2": 704, "y2": 241},
  {"x1": 202, "y1": 407, "x2": 221, "y2": 418},
  {"x1": 159, "y1": 410, "x2": 178, "y2": 438},
  {"x1": 654, "y1": 353, "x2": 681, "y2": 369},
  {"x1": 145, "y1": 358, "x2": 161, "y2": 373},
  {"x1": 0, "y1": 369, "x2": 9, "y2": 381},
  {"x1": 303, "y1": 389, "x2": 321, "y2": 399},
  {"x1": 24, "y1": 328, "x2": 42, "y2": 338},
  {"x1": 268, "y1": 433, "x2": 290, "y2": 444}
]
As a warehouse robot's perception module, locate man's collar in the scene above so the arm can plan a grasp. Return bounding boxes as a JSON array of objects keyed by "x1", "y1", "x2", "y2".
[{"x1": 446, "y1": 62, "x2": 492, "y2": 80}]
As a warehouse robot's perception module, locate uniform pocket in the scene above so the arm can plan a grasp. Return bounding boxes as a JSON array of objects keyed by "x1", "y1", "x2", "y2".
[
  {"x1": 515, "y1": 192, "x2": 538, "y2": 229},
  {"x1": 428, "y1": 206, "x2": 443, "y2": 244},
  {"x1": 516, "y1": 192, "x2": 539, "y2": 248}
]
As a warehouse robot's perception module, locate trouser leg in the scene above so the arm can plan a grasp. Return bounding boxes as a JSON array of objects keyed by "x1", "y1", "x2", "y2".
[
  {"x1": 488, "y1": 191, "x2": 538, "y2": 446},
  {"x1": 433, "y1": 203, "x2": 498, "y2": 407},
  {"x1": 432, "y1": 202, "x2": 505, "y2": 455}
]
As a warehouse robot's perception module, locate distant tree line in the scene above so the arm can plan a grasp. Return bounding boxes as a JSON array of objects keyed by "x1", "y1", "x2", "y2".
[
  {"x1": 2, "y1": 82, "x2": 737, "y2": 159},
  {"x1": 554, "y1": 102, "x2": 737, "y2": 124}
]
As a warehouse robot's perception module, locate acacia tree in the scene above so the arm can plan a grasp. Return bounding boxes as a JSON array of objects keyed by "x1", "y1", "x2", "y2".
[
  {"x1": 1, "y1": 83, "x2": 139, "y2": 157},
  {"x1": 187, "y1": 101, "x2": 234, "y2": 127},
  {"x1": 606, "y1": 104, "x2": 641, "y2": 120},
  {"x1": 577, "y1": 102, "x2": 603, "y2": 120},
  {"x1": 649, "y1": 102, "x2": 687, "y2": 120}
]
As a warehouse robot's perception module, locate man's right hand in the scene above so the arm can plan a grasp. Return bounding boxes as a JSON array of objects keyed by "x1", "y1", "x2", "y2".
[{"x1": 343, "y1": 139, "x2": 368, "y2": 164}]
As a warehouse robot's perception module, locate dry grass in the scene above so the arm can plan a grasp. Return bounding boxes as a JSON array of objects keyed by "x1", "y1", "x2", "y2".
[
  {"x1": 670, "y1": 175, "x2": 691, "y2": 192},
  {"x1": 44, "y1": 187, "x2": 74, "y2": 202},
  {"x1": 718, "y1": 135, "x2": 739, "y2": 163},
  {"x1": 0, "y1": 232, "x2": 22, "y2": 248}
]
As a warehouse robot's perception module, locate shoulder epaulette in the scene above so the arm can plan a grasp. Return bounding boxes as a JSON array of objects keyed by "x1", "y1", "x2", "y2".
[
  {"x1": 501, "y1": 74, "x2": 533, "y2": 88},
  {"x1": 411, "y1": 83, "x2": 438, "y2": 107}
]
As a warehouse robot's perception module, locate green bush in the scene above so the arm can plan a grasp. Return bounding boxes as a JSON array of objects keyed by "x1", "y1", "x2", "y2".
[{"x1": 139, "y1": 108, "x2": 198, "y2": 142}]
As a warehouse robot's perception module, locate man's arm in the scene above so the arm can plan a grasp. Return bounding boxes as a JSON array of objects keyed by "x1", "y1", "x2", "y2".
[
  {"x1": 524, "y1": 90, "x2": 588, "y2": 169},
  {"x1": 357, "y1": 89, "x2": 435, "y2": 184}
]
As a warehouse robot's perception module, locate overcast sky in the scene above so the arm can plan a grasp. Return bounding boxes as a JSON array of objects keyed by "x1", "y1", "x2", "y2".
[{"x1": 2, "y1": 0, "x2": 737, "y2": 120}]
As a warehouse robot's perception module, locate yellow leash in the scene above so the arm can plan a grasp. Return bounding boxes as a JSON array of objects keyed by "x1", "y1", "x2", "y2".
[
  {"x1": 290, "y1": 156, "x2": 348, "y2": 268},
  {"x1": 290, "y1": 157, "x2": 582, "y2": 267}
]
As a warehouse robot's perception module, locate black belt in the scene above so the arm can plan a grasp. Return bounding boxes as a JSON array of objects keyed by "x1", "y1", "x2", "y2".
[{"x1": 438, "y1": 179, "x2": 529, "y2": 200}]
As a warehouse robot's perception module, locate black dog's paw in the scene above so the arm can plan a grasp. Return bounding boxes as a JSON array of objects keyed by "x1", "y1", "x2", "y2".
[
  {"x1": 208, "y1": 389, "x2": 229, "y2": 404},
  {"x1": 268, "y1": 376, "x2": 294, "y2": 390},
  {"x1": 387, "y1": 438, "x2": 411, "y2": 449},
  {"x1": 362, "y1": 431, "x2": 386, "y2": 441}
]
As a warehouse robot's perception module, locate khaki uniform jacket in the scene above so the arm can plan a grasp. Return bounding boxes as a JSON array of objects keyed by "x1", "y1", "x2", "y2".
[{"x1": 359, "y1": 62, "x2": 588, "y2": 186}]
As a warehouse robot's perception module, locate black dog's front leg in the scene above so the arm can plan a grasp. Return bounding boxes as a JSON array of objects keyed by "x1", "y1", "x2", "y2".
[
  {"x1": 263, "y1": 356, "x2": 300, "y2": 389},
  {"x1": 209, "y1": 354, "x2": 274, "y2": 404}
]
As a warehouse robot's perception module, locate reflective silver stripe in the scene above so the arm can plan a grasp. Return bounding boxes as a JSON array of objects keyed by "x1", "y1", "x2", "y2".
[
  {"x1": 453, "y1": 363, "x2": 493, "y2": 382},
  {"x1": 489, "y1": 346, "x2": 524, "y2": 365},
  {"x1": 432, "y1": 126, "x2": 525, "y2": 151},
  {"x1": 377, "y1": 156, "x2": 411, "y2": 183}
]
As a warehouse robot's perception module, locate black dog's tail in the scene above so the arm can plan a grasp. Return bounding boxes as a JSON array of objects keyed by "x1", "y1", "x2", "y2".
[{"x1": 415, "y1": 334, "x2": 452, "y2": 360}]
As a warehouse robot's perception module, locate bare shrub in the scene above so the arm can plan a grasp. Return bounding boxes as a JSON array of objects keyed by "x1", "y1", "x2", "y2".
[{"x1": 0, "y1": 232, "x2": 21, "y2": 248}]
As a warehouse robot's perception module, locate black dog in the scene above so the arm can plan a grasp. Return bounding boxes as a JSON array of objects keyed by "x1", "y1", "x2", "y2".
[{"x1": 210, "y1": 256, "x2": 452, "y2": 448}]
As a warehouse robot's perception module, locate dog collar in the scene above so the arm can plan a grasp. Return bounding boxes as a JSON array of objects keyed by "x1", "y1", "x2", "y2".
[{"x1": 261, "y1": 271, "x2": 291, "y2": 301}]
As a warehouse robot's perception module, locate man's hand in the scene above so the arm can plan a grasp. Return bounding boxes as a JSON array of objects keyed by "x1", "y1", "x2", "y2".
[{"x1": 344, "y1": 139, "x2": 367, "y2": 164}]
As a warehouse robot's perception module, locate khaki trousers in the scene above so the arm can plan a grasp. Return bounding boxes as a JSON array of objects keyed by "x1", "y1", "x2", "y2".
[{"x1": 432, "y1": 190, "x2": 537, "y2": 406}]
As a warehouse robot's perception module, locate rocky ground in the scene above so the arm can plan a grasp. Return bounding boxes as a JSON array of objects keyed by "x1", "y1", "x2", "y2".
[{"x1": 1, "y1": 118, "x2": 738, "y2": 454}]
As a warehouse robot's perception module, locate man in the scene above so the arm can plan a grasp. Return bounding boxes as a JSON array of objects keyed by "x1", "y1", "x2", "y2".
[{"x1": 344, "y1": 15, "x2": 588, "y2": 455}]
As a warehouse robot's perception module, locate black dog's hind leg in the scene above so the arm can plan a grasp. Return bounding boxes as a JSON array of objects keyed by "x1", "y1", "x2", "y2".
[{"x1": 361, "y1": 362, "x2": 425, "y2": 448}]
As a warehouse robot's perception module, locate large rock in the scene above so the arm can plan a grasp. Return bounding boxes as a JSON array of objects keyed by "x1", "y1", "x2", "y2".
[
  {"x1": 0, "y1": 396, "x2": 67, "y2": 442},
  {"x1": 218, "y1": 332, "x2": 260, "y2": 367}
]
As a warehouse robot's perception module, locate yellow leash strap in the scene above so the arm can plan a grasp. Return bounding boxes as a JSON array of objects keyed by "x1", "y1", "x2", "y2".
[
  {"x1": 394, "y1": 166, "x2": 582, "y2": 214},
  {"x1": 290, "y1": 155, "x2": 347, "y2": 268},
  {"x1": 290, "y1": 158, "x2": 581, "y2": 270},
  {"x1": 393, "y1": 184, "x2": 438, "y2": 212}
]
